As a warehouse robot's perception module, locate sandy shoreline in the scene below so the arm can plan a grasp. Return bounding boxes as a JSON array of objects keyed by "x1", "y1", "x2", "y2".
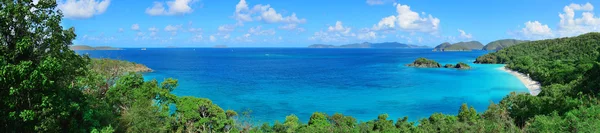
[{"x1": 498, "y1": 66, "x2": 541, "y2": 96}]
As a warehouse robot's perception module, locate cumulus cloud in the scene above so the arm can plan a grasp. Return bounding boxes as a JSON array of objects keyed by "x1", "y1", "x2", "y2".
[
  {"x1": 164, "y1": 24, "x2": 182, "y2": 35},
  {"x1": 58, "y1": 0, "x2": 111, "y2": 19},
  {"x1": 366, "y1": 0, "x2": 391, "y2": 5},
  {"x1": 357, "y1": 31, "x2": 378, "y2": 40},
  {"x1": 218, "y1": 24, "x2": 236, "y2": 33},
  {"x1": 310, "y1": 21, "x2": 387, "y2": 42},
  {"x1": 278, "y1": 24, "x2": 305, "y2": 32},
  {"x1": 457, "y1": 29, "x2": 472, "y2": 39},
  {"x1": 372, "y1": 3, "x2": 440, "y2": 33},
  {"x1": 557, "y1": 2, "x2": 600, "y2": 37},
  {"x1": 209, "y1": 35, "x2": 217, "y2": 42},
  {"x1": 520, "y1": 21, "x2": 554, "y2": 39},
  {"x1": 248, "y1": 26, "x2": 276, "y2": 35},
  {"x1": 328, "y1": 21, "x2": 351, "y2": 34},
  {"x1": 514, "y1": 3, "x2": 600, "y2": 39},
  {"x1": 118, "y1": 28, "x2": 124, "y2": 33},
  {"x1": 131, "y1": 24, "x2": 140, "y2": 31},
  {"x1": 233, "y1": 0, "x2": 306, "y2": 25},
  {"x1": 146, "y1": 0, "x2": 198, "y2": 16}
]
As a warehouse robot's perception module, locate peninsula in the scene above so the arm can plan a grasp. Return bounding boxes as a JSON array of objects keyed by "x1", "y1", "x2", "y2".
[{"x1": 70, "y1": 45, "x2": 122, "y2": 50}]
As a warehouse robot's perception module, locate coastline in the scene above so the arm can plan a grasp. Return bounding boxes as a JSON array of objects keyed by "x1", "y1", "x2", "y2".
[{"x1": 498, "y1": 66, "x2": 541, "y2": 96}]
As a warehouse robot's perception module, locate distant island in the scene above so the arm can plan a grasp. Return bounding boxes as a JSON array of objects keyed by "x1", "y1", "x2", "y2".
[
  {"x1": 482, "y1": 39, "x2": 529, "y2": 51},
  {"x1": 434, "y1": 39, "x2": 528, "y2": 52},
  {"x1": 406, "y1": 57, "x2": 471, "y2": 69},
  {"x1": 308, "y1": 42, "x2": 429, "y2": 48},
  {"x1": 91, "y1": 58, "x2": 153, "y2": 73},
  {"x1": 70, "y1": 45, "x2": 122, "y2": 50},
  {"x1": 433, "y1": 41, "x2": 483, "y2": 51},
  {"x1": 213, "y1": 45, "x2": 228, "y2": 48}
]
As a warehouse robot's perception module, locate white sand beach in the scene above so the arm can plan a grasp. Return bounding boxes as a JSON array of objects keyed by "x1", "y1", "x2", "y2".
[{"x1": 499, "y1": 66, "x2": 541, "y2": 96}]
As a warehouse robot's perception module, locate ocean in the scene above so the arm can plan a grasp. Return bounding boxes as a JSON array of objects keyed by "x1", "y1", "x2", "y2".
[{"x1": 79, "y1": 48, "x2": 528, "y2": 123}]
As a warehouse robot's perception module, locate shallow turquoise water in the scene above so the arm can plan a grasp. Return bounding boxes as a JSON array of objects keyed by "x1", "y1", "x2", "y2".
[{"x1": 80, "y1": 48, "x2": 527, "y2": 123}]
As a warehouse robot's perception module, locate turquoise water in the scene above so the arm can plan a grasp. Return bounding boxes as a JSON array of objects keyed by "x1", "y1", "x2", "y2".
[{"x1": 80, "y1": 48, "x2": 527, "y2": 123}]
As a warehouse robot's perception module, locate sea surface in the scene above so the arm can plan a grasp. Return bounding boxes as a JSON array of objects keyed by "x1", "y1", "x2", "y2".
[{"x1": 79, "y1": 48, "x2": 528, "y2": 123}]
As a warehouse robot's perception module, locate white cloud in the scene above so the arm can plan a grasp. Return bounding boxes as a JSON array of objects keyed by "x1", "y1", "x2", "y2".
[
  {"x1": 209, "y1": 35, "x2": 217, "y2": 42},
  {"x1": 233, "y1": 0, "x2": 306, "y2": 25},
  {"x1": 191, "y1": 34, "x2": 203, "y2": 42},
  {"x1": 557, "y1": 2, "x2": 600, "y2": 37},
  {"x1": 514, "y1": 3, "x2": 600, "y2": 39},
  {"x1": 146, "y1": 0, "x2": 197, "y2": 16},
  {"x1": 310, "y1": 21, "x2": 362, "y2": 42},
  {"x1": 357, "y1": 31, "x2": 377, "y2": 40},
  {"x1": 458, "y1": 29, "x2": 472, "y2": 39},
  {"x1": 309, "y1": 31, "x2": 348, "y2": 42},
  {"x1": 248, "y1": 26, "x2": 276, "y2": 35},
  {"x1": 164, "y1": 24, "x2": 182, "y2": 35},
  {"x1": 218, "y1": 24, "x2": 236, "y2": 33},
  {"x1": 148, "y1": 27, "x2": 159, "y2": 32},
  {"x1": 372, "y1": 3, "x2": 440, "y2": 33},
  {"x1": 118, "y1": 28, "x2": 124, "y2": 32},
  {"x1": 164, "y1": 25, "x2": 182, "y2": 32},
  {"x1": 278, "y1": 24, "x2": 305, "y2": 32},
  {"x1": 328, "y1": 21, "x2": 351, "y2": 34},
  {"x1": 520, "y1": 21, "x2": 554, "y2": 39},
  {"x1": 188, "y1": 28, "x2": 202, "y2": 32},
  {"x1": 131, "y1": 24, "x2": 140, "y2": 31},
  {"x1": 366, "y1": 0, "x2": 391, "y2": 5},
  {"x1": 58, "y1": 0, "x2": 111, "y2": 19}
]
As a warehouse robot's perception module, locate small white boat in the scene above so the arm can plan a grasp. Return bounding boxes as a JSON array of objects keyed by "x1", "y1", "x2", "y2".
[{"x1": 141, "y1": 48, "x2": 147, "y2": 50}]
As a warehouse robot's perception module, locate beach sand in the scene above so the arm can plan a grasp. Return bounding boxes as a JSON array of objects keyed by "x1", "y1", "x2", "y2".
[{"x1": 498, "y1": 66, "x2": 541, "y2": 96}]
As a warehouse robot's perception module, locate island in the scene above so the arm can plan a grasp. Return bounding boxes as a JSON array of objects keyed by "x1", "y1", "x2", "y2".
[
  {"x1": 70, "y1": 45, "x2": 122, "y2": 50},
  {"x1": 407, "y1": 58, "x2": 471, "y2": 70},
  {"x1": 454, "y1": 62, "x2": 471, "y2": 69},
  {"x1": 406, "y1": 57, "x2": 441, "y2": 68},
  {"x1": 444, "y1": 64, "x2": 454, "y2": 68},
  {"x1": 432, "y1": 41, "x2": 484, "y2": 51},
  {"x1": 308, "y1": 42, "x2": 429, "y2": 48},
  {"x1": 482, "y1": 39, "x2": 529, "y2": 51},
  {"x1": 90, "y1": 58, "x2": 153, "y2": 74},
  {"x1": 213, "y1": 45, "x2": 229, "y2": 48}
]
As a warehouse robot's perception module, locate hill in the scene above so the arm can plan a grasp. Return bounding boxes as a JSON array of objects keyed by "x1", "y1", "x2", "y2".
[
  {"x1": 70, "y1": 45, "x2": 122, "y2": 50},
  {"x1": 308, "y1": 42, "x2": 428, "y2": 48},
  {"x1": 432, "y1": 42, "x2": 477, "y2": 51},
  {"x1": 482, "y1": 39, "x2": 529, "y2": 50},
  {"x1": 453, "y1": 41, "x2": 484, "y2": 50},
  {"x1": 474, "y1": 32, "x2": 600, "y2": 129}
]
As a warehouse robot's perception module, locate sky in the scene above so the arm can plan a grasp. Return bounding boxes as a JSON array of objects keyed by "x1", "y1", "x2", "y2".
[{"x1": 57, "y1": 0, "x2": 600, "y2": 47}]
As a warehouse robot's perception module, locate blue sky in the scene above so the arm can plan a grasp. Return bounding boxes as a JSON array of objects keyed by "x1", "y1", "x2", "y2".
[{"x1": 59, "y1": 0, "x2": 600, "y2": 47}]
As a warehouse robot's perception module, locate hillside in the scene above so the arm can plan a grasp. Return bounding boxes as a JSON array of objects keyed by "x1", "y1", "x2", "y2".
[
  {"x1": 482, "y1": 39, "x2": 529, "y2": 50},
  {"x1": 432, "y1": 42, "x2": 475, "y2": 51},
  {"x1": 308, "y1": 42, "x2": 428, "y2": 48},
  {"x1": 70, "y1": 45, "x2": 122, "y2": 50},
  {"x1": 474, "y1": 32, "x2": 600, "y2": 129},
  {"x1": 453, "y1": 41, "x2": 484, "y2": 50}
]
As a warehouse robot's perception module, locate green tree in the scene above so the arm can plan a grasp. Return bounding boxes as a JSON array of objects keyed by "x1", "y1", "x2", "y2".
[
  {"x1": 0, "y1": 0, "x2": 98, "y2": 132},
  {"x1": 283, "y1": 114, "x2": 300, "y2": 133}
]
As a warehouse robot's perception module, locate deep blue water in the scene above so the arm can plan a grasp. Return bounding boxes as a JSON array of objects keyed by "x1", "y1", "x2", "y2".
[{"x1": 79, "y1": 48, "x2": 527, "y2": 123}]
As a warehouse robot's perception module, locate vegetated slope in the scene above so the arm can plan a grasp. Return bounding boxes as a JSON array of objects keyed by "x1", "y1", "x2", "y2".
[
  {"x1": 474, "y1": 32, "x2": 600, "y2": 130},
  {"x1": 482, "y1": 39, "x2": 529, "y2": 51},
  {"x1": 453, "y1": 41, "x2": 484, "y2": 50}
]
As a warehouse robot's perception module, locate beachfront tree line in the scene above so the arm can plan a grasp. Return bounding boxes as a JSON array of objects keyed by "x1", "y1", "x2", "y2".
[{"x1": 1, "y1": 0, "x2": 600, "y2": 132}]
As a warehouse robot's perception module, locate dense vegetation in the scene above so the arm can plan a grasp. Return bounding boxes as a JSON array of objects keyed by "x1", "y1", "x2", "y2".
[
  {"x1": 432, "y1": 41, "x2": 483, "y2": 51},
  {"x1": 405, "y1": 57, "x2": 441, "y2": 68},
  {"x1": 452, "y1": 41, "x2": 484, "y2": 50},
  {"x1": 70, "y1": 45, "x2": 122, "y2": 50},
  {"x1": 482, "y1": 39, "x2": 529, "y2": 51},
  {"x1": 2, "y1": 1, "x2": 600, "y2": 132}
]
